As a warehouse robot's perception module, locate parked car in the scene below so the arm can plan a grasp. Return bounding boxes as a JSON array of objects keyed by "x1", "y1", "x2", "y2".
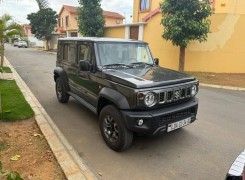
[
  {"x1": 18, "y1": 41, "x2": 27, "y2": 48},
  {"x1": 226, "y1": 150, "x2": 245, "y2": 180},
  {"x1": 13, "y1": 40, "x2": 19, "y2": 47},
  {"x1": 54, "y1": 37, "x2": 199, "y2": 151}
]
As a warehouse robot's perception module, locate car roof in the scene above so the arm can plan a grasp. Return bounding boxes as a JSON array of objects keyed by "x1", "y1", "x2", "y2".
[{"x1": 58, "y1": 37, "x2": 147, "y2": 44}]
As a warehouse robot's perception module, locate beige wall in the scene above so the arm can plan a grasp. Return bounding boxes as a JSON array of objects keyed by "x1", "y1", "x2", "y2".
[
  {"x1": 105, "y1": 17, "x2": 123, "y2": 25},
  {"x1": 58, "y1": 9, "x2": 78, "y2": 32},
  {"x1": 141, "y1": 13, "x2": 245, "y2": 73},
  {"x1": 58, "y1": 9, "x2": 124, "y2": 34},
  {"x1": 215, "y1": 0, "x2": 245, "y2": 14},
  {"x1": 104, "y1": 26, "x2": 125, "y2": 38},
  {"x1": 186, "y1": 14, "x2": 245, "y2": 73},
  {"x1": 133, "y1": 0, "x2": 161, "y2": 22},
  {"x1": 143, "y1": 14, "x2": 179, "y2": 70},
  {"x1": 130, "y1": 0, "x2": 245, "y2": 73}
]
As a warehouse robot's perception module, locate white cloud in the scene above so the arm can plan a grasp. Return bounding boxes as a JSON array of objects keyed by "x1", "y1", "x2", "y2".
[{"x1": 0, "y1": 0, "x2": 133, "y2": 24}]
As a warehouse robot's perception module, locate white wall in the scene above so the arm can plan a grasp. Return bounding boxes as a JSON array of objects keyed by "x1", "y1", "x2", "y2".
[{"x1": 28, "y1": 36, "x2": 44, "y2": 47}]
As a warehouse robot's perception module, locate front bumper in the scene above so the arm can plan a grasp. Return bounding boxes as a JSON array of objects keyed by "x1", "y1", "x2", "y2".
[{"x1": 121, "y1": 98, "x2": 198, "y2": 135}]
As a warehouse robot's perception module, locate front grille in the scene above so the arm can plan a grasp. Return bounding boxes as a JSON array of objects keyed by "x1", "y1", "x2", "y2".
[
  {"x1": 181, "y1": 88, "x2": 186, "y2": 98},
  {"x1": 159, "y1": 92, "x2": 165, "y2": 103},
  {"x1": 187, "y1": 87, "x2": 191, "y2": 97},
  {"x1": 158, "y1": 108, "x2": 196, "y2": 127},
  {"x1": 167, "y1": 91, "x2": 173, "y2": 102},
  {"x1": 158, "y1": 84, "x2": 195, "y2": 105}
]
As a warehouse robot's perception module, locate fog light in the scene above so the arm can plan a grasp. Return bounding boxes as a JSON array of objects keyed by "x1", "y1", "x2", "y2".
[{"x1": 137, "y1": 119, "x2": 144, "y2": 126}]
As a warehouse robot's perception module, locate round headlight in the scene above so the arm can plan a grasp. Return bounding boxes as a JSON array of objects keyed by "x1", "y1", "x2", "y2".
[
  {"x1": 144, "y1": 92, "x2": 156, "y2": 107},
  {"x1": 191, "y1": 85, "x2": 197, "y2": 96}
]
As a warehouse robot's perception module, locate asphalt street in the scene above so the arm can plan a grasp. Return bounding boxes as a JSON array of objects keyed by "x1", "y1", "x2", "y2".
[{"x1": 5, "y1": 44, "x2": 245, "y2": 180}]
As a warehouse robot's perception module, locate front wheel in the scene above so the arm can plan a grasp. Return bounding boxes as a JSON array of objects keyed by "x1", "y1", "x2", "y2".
[
  {"x1": 55, "y1": 77, "x2": 69, "y2": 103},
  {"x1": 99, "y1": 105, "x2": 133, "y2": 151}
]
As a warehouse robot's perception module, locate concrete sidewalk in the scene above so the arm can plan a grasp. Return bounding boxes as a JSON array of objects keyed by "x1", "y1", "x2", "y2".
[
  {"x1": 1, "y1": 57, "x2": 97, "y2": 180},
  {"x1": 0, "y1": 71, "x2": 13, "y2": 80}
]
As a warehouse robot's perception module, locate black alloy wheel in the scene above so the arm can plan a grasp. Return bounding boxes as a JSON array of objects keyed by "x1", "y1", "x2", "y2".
[
  {"x1": 55, "y1": 77, "x2": 69, "y2": 103},
  {"x1": 99, "y1": 105, "x2": 133, "y2": 151}
]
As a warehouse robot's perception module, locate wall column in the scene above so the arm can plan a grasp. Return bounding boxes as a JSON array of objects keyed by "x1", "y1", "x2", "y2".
[
  {"x1": 125, "y1": 26, "x2": 130, "y2": 39},
  {"x1": 138, "y1": 25, "x2": 144, "y2": 40}
]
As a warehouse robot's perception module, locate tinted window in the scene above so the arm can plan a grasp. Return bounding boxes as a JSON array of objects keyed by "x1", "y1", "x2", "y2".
[
  {"x1": 63, "y1": 43, "x2": 75, "y2": 63},
  {"x1": 97, "y1": 42, "x2": 153, "y2": 66},
  {"x1": 78, "y1": 43, "x2": 94, "y2": 64}
]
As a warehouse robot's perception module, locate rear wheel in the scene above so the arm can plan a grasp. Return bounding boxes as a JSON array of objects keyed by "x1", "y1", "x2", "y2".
[
  {"x1": 99, "y1": 105, "x2": 133, "y2": 151},
  {"x1": 55, "y1": 77, "x2": 69, "y2": 103}
]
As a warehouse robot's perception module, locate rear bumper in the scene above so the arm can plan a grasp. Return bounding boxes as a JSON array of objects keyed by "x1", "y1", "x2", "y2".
[{"x1": 121, "y1": 98, "x2": 198, "y2": 135}]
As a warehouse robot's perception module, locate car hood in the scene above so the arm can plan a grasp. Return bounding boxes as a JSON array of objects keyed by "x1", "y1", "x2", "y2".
[{"x1": 102, "y1": 66, "x2": 195, "y2": 89}]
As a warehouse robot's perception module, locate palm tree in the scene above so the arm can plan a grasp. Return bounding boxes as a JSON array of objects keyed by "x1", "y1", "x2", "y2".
[
  {"x1": 0, "y1": 0, "x2": 50, "y2": 66},
  {"x1": 36, "y1": 0, "x2": 49, "y2": 9},
  {"x1": 0, "y1": 14, "x2": 23, "y2": 67}
]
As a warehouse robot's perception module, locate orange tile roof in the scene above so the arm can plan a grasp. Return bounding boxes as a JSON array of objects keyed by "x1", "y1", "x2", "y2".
[
  {"x1": 59, "y1": 5, "x2": 124, "y2": 19},
  {"x1": 59, "y1": 5, "x2": 78, "y2": 16},
  {"x1": 103, "y1": 10, "x2": 125, "y2": 19}
]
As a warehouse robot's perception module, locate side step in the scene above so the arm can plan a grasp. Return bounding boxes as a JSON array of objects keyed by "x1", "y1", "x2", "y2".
[{"x1": 67, "y1": 91, "x2": 97, "y2": 114}]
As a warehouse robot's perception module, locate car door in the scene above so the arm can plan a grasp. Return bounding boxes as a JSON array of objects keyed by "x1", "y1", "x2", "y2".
[
  {"x1": 59, "y1": 41, "x2": 81, "y2": 96},
  {"x1": 75, "y1": 41, "x2": 100, "y2": 107}
]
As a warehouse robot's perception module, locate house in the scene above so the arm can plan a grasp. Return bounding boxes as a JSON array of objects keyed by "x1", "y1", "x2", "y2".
[
  {"x1": 103, "y1": 10, "x2": 125, "y2": 25},
  {"x1": 105, "y1": 0, "x2": 245, "y2": 73},
  {"x1": 22, "y1": 24, "x2": 44, "y2": 47},
  {"x1": 56, "y1": 5, "x2": 125, "y2": 37}
]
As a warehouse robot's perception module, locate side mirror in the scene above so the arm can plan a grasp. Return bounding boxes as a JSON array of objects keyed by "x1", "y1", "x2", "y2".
[
  {"x1": 79, "y1": 60, "x2": 91, "y2": 71},
  {"x1": 154, "y1": 58, "x2": 159, "y2": 66}
]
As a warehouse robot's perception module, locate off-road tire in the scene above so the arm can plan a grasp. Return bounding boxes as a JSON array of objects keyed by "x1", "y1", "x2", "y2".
[
  {"x1": 55, "y1": 77, "x2": 69, "y2": 103},
  {"x1": 99, "y1": 105, "x2": 133, "y2": 151}
]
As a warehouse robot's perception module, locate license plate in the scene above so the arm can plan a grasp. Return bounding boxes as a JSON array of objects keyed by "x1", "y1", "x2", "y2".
[{"x1": 167, "y1": 117, "x2": 191, "y2": 132}]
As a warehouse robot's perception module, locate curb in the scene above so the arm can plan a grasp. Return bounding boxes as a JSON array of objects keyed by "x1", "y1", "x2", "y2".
[
  {"x1": 34, "y1": 48, "x2": 57, "y2": 55},
  {"x1": 200, "y1": 83, "x2": 245, "y2": 91},
  {"x1": 4, "y1": 57, "x2": 97, "y2": 180}
]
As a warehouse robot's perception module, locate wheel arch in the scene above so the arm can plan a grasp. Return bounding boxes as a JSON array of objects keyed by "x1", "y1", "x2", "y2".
[
  {"x1": 54, "y1": 67, "x2": 70, "y2": 92},
  {"x1": 97, "y1": 87, "x2": 130, "y2": 115}
]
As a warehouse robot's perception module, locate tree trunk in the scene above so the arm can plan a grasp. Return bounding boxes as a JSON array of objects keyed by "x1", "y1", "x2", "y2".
[
  {"x1": 0, "y1": 41, "x2": 4, "y2": 67},
  {"x1": 179, "y1": 46, "x2": 185, "y2": 72},
  {"x1": 45, "y1": 39, "x2": 49, "y2": 50}
]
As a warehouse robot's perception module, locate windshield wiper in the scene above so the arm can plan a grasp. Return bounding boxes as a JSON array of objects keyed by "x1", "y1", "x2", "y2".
[
  {"x1": 130, "y1": 62, "x2": 154, "y2": 67},
  {"x1": 102, "y1": 63, "x2": 132, "y2": 68}
]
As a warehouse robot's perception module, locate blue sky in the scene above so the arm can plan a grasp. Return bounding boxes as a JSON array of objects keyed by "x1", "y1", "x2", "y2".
[{"x1": 0, "y1": 0, "x2": 133, "y2": 24}]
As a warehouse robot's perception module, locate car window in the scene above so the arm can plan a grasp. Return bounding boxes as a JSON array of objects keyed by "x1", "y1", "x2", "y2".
[
  {"x1": 77, "y1": 43, "x2": 94, "y2": 64},
  {"x1": 63, "y1": 43, "x2": 75, "y2": 64},
  {"x1": 97, "y1": 42, "x2": 153, "y2": 66}
]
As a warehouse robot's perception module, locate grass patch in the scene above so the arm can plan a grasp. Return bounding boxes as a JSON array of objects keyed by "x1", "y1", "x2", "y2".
[
  {"x1": 0, "y1": 141, "x2": 8, "y2": 151},
  {"x1": 0, "y1": 80, "x2": 34, "y2": 121},
  {"x1": 0, "y1": 67, "x2": 12, "y2": 73}
]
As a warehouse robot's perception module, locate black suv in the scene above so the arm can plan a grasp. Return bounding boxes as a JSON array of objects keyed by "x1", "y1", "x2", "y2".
[{"x1": 54, "y1": 37, "x2": 199, "y2": 151}]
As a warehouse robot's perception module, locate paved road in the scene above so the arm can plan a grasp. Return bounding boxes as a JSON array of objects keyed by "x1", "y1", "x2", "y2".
[{"x1": 5, "y1": 44, "x2": 245, "y2": 180}]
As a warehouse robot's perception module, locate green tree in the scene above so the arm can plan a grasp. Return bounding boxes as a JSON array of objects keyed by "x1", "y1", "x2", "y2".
[
  {"x1": 78, "y1": 0, "x2": 105, "y2": 37},
  {"x1": 160, "y1": 0, "x2": 212, "y2": 71},
  {"x1": 0, "y1": 14, "x2": 23, "y2": 67},
  {"x1": 27, "y1": 8, "x2": 57, "y2": 50}
]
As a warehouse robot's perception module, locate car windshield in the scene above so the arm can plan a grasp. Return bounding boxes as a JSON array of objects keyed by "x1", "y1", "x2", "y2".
[{"x1": 97, "y1": 42, "x2": 154, "y2": 67}]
